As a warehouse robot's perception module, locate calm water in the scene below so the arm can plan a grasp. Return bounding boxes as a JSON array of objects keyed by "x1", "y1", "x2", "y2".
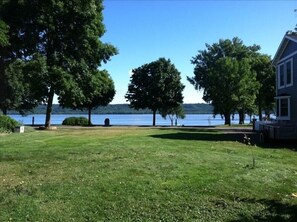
[{"x1": 9, "y1": 114, "x2": 242, "y2": 126}]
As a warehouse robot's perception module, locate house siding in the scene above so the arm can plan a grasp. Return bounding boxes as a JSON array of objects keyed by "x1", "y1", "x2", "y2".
[
  {"x1": 281, "y1": 40, "x2": 297, "y2": 58},
  {"x1": 291, "y1": 96, "x2": 297, "y2": 123},
  {"x1": 276, "y1": 45, "x2": 297, "y2": 124}
]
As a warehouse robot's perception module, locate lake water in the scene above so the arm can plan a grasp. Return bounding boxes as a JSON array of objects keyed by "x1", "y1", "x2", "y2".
[{"x1": 9, "y1": 114, "x2": 243, "y2": 126}]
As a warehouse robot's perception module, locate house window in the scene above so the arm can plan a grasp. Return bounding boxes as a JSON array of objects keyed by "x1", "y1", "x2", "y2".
[
  {"x1": 278, "y1": 59, "x2": 293, "y2": 89},
  {"x1": 280, "y1": 99, "x2": 288, "y2": 116},
  {"x1": 286, "y1": 60, "x2": 293, "y2": 86},
  {"x1": 279, "y1": 64, "x2": 285, "y2": 88},
  {"x1": 276, "y1": 96, "x2": 290, "y2": 120}
]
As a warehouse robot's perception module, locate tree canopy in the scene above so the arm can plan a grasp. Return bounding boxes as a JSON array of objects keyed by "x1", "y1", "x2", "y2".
[
  {"x1": 252, "y1": 54, "x2": 275, "y2": 120},
  {"x1": 0, "y1": 57, "x2": 47, "y2": 115},
  {"x1": 188, "y1": 37, "x2": 261, "y2": 125},
  {"x1": 0, "y1": 2, "x2": 44, "y2": 115},
  {"x1": 0, "y1": 0, "x2": 117, "y2": 127},
  {"x1": 59, "y1": 69, "x2": 115, "y2": 126},
  {"x1": 125, "y1": 58, "x2": 185, "y2": 126}
]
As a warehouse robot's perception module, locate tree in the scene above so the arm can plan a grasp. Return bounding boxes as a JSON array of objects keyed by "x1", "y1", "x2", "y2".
[
  {"x1": 0, "y1": 0, "x2": 117, "y2": 128},
  {"x1": 0, "y1": 1, "x2": 42, "y2": 115},
  {"x1": 188, "y1": 38, "x2": 260, "y2": 125},
  {"x1": 0, "y1": 57, "x2": 47, "y2": 115},
  {"x1": 252, "y1": 54, "x2": 275, "y2": 121},
  {"x1": 125, "y1": 58, "x2": 185, "y2": 126},
  {"x1": 0, "y1": 60, "x2": 24, "y2": 115},
  {"x1": 59, "y1": 70, "x2": 115, "y2": 126},
  {"x1": 233, "y1": 58, "x2": 260, "y2": 124}
]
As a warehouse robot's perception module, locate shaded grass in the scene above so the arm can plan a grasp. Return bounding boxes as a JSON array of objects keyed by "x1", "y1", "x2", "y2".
[{"x1": 0, "y1": 126, "x2": 296, "y2": 221}]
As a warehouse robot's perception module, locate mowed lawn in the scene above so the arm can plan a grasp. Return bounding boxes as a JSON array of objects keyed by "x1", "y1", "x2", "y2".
[{"x1": 0, "y1": 126, "x2": 296, "y2": 221}]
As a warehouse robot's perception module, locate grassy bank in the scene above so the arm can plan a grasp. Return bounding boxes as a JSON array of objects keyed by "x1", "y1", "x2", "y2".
[{"x1": 0, "y1": 127, "x2": 296, "y2": 221}]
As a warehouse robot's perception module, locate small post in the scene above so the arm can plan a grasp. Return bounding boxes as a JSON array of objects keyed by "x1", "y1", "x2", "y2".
[
  {"x1": 32, "y1": 116, "x2": 35, "y2": 126},
  {"x1": 104, "y1": 118, "x2": 110, "y2": 127}
]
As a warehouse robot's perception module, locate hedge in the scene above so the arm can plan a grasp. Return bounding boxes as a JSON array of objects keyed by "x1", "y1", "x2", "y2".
[
  {"x1": 62, "y1": 116, "x2": 90, "y2": 126},
  {"x1": 0, "y1": 115, "x2": 20, "y2": 133}
]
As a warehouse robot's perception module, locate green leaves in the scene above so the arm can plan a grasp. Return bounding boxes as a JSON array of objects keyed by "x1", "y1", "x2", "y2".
[
  {"x1": 188, "y1": 38, "x2": 262, "y2": 125},
  {"x1": 0, "y1": 20, "x2": 9, "y2": 47},
  {"x1": 126, "y1": 58, "x2": 184, "y2": 126},
  {"x1": 252, "y1": 54, "x2": 275, "y2": 119},
  {"x1": 0, "y1": 0, "x2": 117, "y2": 126}
]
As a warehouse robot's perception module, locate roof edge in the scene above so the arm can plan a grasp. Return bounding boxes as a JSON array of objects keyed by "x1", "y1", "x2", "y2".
[{"x1": 272, "y1": 31, "x2": 297, "y2": 66}]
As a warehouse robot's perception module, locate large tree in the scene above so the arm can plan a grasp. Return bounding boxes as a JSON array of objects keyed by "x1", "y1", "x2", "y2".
[
  {"x1": 59, "y1": 70, "x2": 115, "y2": 126},
  {"x1": 188, "y1": 38, "x2": 260, "y2": 125},
  {"x1": 252, "y1": 54, "x2": 275, "y2": 121},
  {"x1": 0, "y1": 0, "x2": 117, "y2": 127},
  {"x1": 125, "y1": 58, "x2": 185, "y2": 126},
  {"x1": 0, "y1": 2, "x2": 44, "y2": 115}
]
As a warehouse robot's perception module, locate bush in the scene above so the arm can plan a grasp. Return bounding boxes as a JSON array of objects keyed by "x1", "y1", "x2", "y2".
[
  {"x1": 0, "y1": 115, "x2": 20, "y2": 133},
  {"x1": 62, "y1": 116, "x2": 90, "y2": 126}
]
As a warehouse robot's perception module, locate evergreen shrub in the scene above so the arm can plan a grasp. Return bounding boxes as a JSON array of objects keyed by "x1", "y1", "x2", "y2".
[
  {"x1": 62, "y1": 117, "x2": 90, "y2": 126},
  {"x1": 0, "y1": 115, "x2": 20, "y2": 133}
]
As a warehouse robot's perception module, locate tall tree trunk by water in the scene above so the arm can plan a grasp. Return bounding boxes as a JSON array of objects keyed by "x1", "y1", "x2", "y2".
[
  {"x1": 258, "y1": 105, "x2": 262, "y2": 121},
  {"x1": 239, "y1": 109, "x2": 245, "y2": 124},
  {"x1": 88, "y1": 107, "x2": 92, "y2": 126},
  {"x1": 153, "y1": 109, "x2": 156, "y2": 126},
  {"x1": 45, "y1": 88, "x2": 54, "y2": 128},
  {"x1": 224, "y1": 113, "x2": 231, "y2": 126}
]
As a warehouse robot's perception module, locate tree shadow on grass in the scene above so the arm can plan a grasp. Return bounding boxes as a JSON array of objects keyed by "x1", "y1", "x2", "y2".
[
  {"x1": 151, "y1": 131, "x2": 248, "y2": 142},
  {"x1": 150, "y1": 128, "x2": 258, "y2": 145},
  {"x1": 230, "y1": 198, "x2": 297, "y2": 222},
  {"x1": 150, "y1": 128, "x2": 297, "y2": 151}
]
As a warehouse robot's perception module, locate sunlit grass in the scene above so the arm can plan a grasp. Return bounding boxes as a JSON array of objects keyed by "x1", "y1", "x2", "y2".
[{"x1": 0, "y1": 126, "x2": 296, "y2": 221}]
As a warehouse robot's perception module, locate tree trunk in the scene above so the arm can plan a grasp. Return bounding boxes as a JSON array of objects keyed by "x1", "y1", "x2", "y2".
[
  {"x1": 45, "y1": 88, "x2": 54, "y2": 128},
  {"x1": 238, "y1": 109, "x2": 245, "y2": 124},
  {"x1": 2, "y1": 108, "x2": 7, "y2": 115},
  {"x1": 88, "y1": 107, "x2": 92, "y2": 126},
  {"x1": 258, "y1": 105, "x2": 262, "y2": 121},
  {"x1": 224, "y1": 113, "x2": 231, "y2": 126},
  {"x1": 169, "y1": 116, "x2": 173, "y2": 126},
  {"x1": 152, "y1": 109, "x2": 156, "y2": 126}
]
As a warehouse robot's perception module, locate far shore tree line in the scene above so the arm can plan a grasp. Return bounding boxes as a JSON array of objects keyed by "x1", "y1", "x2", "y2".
[
  {"x1": 0, "y1": 0, "x2": 274, "y2": 127},
  {"x1": 7, "y1": 103, "x2": 213, "y2": 116}
]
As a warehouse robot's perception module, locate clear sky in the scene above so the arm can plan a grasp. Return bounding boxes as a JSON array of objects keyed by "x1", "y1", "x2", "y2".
[{"x1": 100, "y1": 0, "x2": 297, "y2": 104}]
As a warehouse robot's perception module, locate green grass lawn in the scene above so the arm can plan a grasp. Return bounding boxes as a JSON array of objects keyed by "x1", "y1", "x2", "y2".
[{"x1": 0, "y1": 126, "x2": 296, "y2": 221}]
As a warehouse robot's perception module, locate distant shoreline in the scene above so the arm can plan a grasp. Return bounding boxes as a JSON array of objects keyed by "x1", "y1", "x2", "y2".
[{"x1": 7, "y1": 103, "x2": 213, "y2": 115}]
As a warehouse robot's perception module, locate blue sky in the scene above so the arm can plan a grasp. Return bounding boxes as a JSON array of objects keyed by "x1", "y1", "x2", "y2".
[{"x1": 100, "y1": 0, "x2": 297, "y2": 104}]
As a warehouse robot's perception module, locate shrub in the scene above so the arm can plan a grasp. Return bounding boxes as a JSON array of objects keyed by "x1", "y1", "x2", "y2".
[
  {"x1": 62, "y1": 116, "x2": 90, "y2": 126},
  {"x1": 0, "y1": 115, "x2": 20, "y2": 133}
]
